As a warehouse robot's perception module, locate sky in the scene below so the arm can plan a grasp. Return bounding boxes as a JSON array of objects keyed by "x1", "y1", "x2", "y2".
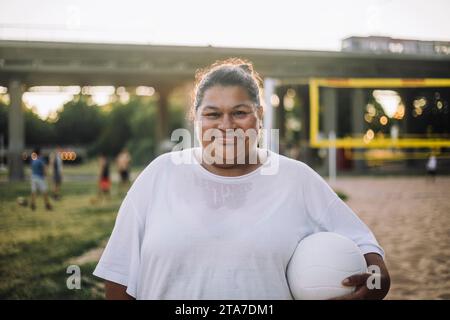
[
  {"x1": 2, "y1": 0, "x2": 450, "y2": 50},
  {"x1": 1, "y1": 0, "x2": 450, "y2": 118}
]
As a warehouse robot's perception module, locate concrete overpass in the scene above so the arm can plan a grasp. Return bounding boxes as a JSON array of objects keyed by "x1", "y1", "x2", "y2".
[{"x1": 1, "y1": 40, "x2": 450, "y2": 180}]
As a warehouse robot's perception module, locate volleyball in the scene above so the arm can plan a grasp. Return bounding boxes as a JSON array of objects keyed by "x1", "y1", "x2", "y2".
[
  {"x1": 287, "y1": 232, "x2": 367, "y2": 300},
  {"x1": 16, "y1": 196, "x2": 28, "y2": 207}
]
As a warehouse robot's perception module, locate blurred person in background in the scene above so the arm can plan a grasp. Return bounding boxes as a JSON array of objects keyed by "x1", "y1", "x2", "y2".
[
  {"x1": 116, "y1": 147, "x2": 131, "y2": 194},
  {"x1": 426, "y1": 151, "x2": 437, "y2": 182},
  {"x1": 49, "y1": 146, "x2": 64, "y2": 200},
  {"x1": 98, "y1": 153, "x2": 111, "y2": 201},
  {"x1": 30, "y1": 147, "x2": 52, "y2": 211}
]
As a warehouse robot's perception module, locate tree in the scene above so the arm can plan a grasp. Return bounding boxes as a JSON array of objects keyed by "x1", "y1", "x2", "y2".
[
  {"x1": 24, "y1": 107, "x2": 56, "y2": 146},
  {"x1": 0, "y1": 101, "x2": 56, "y2": 147},
  {"x1": 126, "y1": 97, "x2": 158, "y2": 165},
  {"x1": 93, "y1": 102, "x2": 133, "y2": 156},
  {"x1": 54, "y1": 96, "x2": 104, "y2": 145}
]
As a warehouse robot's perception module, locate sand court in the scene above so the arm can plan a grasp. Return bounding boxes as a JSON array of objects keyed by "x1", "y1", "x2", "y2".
[{"x1": 331, "y1": 176, "x2": 450, "y2": 300}]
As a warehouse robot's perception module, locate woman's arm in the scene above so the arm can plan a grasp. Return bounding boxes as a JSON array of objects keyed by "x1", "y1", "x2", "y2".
[
  {"x1": 105, "y1": 280, "x2": 135, "y2": 300},
  {"x1": 335, "y1": 253, "x2": 391, "y2": 300}
]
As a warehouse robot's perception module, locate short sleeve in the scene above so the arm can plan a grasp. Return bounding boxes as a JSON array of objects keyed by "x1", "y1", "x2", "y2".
[
  {"x1": 301, "y1": 164, "x2": 385, "y2": 259},
  {"x1": 93, "y1": 193, "x2": 144, "y2": 298}
]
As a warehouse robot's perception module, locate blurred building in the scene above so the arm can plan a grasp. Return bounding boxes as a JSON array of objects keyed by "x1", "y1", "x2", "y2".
[{"x1": 342, "y1": 36, "x2": 450, "y2": 56}]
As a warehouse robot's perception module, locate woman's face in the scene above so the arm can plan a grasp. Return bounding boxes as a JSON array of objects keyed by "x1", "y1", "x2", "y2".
[{"x1": 195, "y1": 85, "x2": 262, "y2": 166}]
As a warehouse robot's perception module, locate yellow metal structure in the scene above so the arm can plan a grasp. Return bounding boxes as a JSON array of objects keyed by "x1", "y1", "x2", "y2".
[{"x1": 309, "y1": 78, "x2": 450, "y2": 148}]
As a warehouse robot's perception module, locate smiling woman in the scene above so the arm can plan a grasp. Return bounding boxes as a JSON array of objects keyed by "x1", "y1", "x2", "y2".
[
  {"x1": 93, "y1": 58, "x2": 390, "y2": 300},
  {"x1": 191, "y1": 58, "x2": 264, "y2": 176}
]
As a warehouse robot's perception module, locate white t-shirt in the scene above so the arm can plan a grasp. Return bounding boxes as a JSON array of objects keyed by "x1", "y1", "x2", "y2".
[{"x1": 93, "y1": 148, "x2": 384, "y2": 299}]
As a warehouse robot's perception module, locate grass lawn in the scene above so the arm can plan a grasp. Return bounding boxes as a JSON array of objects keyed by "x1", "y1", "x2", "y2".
[{"x1": 0, "y1": 162, "x2": 135, "y2": 299}]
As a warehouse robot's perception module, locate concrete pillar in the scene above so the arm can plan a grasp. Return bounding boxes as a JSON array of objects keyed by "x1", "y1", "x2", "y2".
[
  {"x1": 397, "y1": 89, "x2": 408, "y2": 139},
  {"x1": 298, "y1": 85, "x2": 313, "y2": 164},
  {"x1": 322, "y1": 88, "x2": 337, "y2": 175},
  {"x1": 276, "y1": 87, "x2": 288, "y2": 154},
  {"x1": 156, "y1": 87, "x2": 170, "y2": 154},
  {"x1": 263, "y1": 78, "x2": 277, "y2": 152},
  {"x1": 8, "y1": 79, "x2": 25, "y2": 181},
  {"x1": 351, "y1": 89, "x2": 367, "y2": 172},
  {"x1": 403, "y1": 90, "x2": 416, "y2": 169},
  {"x1": 323, "y1": 88, "x2": 337, "y2": 135}
]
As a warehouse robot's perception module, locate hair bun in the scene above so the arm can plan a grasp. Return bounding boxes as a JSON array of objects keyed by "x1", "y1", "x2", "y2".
[{"x1": 238, "y1": 64, "x2": 252, "y2": 74}]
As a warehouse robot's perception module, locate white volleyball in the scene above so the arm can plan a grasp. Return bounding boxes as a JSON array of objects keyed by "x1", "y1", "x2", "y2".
[{"x1": 287, "y1": 232, "x2": 367, "y2": 300}]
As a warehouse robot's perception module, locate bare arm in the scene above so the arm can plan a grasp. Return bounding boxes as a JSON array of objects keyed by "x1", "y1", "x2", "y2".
[
  {"x1": 362, "y1": 252, "x2": 391, "y2": 299},
  {"x1": 335, "y1": 252, "x2": 391, "y2": 300},
  {"x1": 105, "y1": 280, "x2": 135, "y2": 300}
]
